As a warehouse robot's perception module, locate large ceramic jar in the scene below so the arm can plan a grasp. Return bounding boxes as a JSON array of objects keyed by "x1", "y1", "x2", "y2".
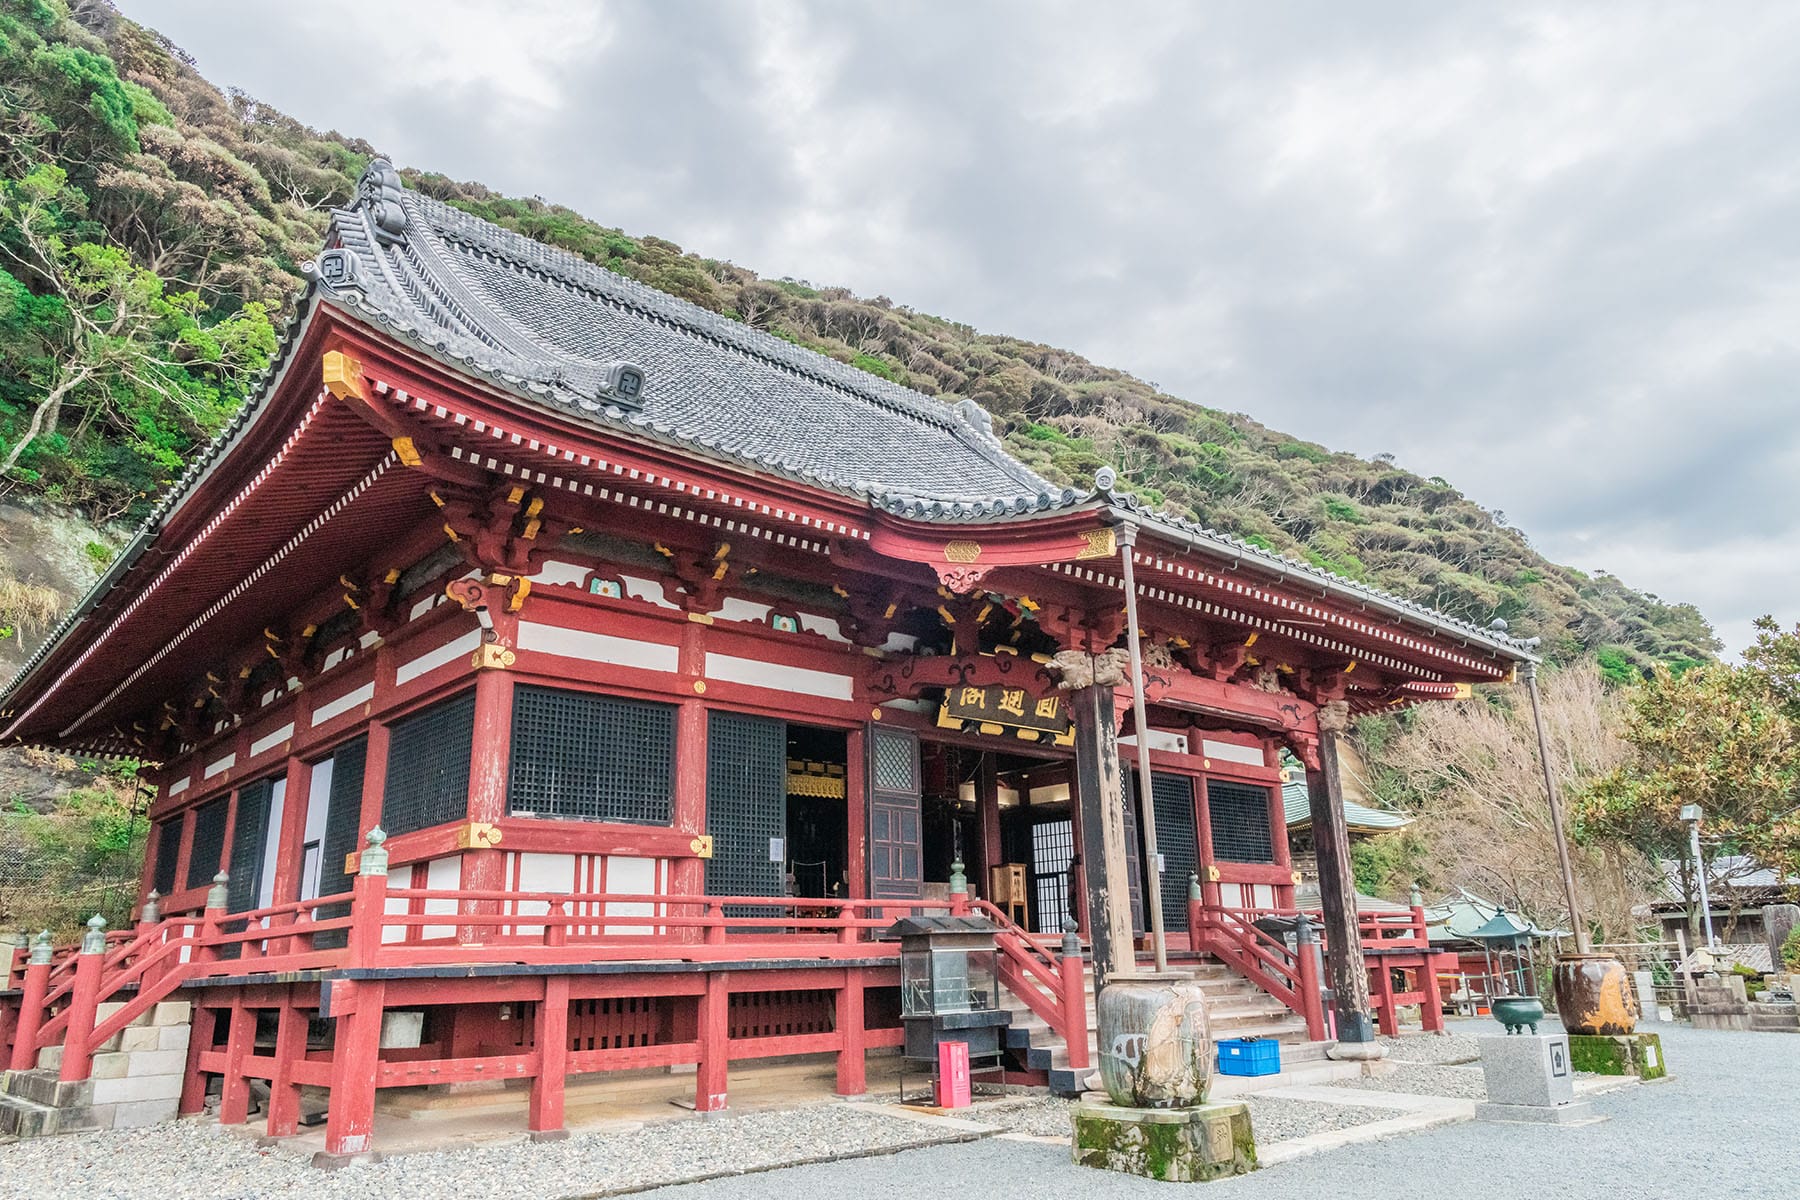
[
  {"x1": 1553, "y1": 953, "x2": 1639, "y2": 1035},
  {"x1": 1096, "y1": 972, "x2": 1212, "y2": 1108}
]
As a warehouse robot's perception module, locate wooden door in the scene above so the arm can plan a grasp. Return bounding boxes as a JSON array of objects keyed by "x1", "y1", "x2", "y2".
[{"x1": 867, "y1": 726, "x2": 922, "y2": 900}]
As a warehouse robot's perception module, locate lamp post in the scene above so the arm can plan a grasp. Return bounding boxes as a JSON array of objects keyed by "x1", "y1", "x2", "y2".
[{"x1": 1679, "y1": 803, "x2": 1718, "y2": 951}]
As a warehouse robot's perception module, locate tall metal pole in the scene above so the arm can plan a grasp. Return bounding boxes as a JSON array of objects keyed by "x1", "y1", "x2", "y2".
[
  {"x1": 1689, "y1": 816, "x2": 1718, "y2": 950},
  {"x1": 1117, "y1": 522, "x2": 1167, "y2": 971},
  {"x1": 1521, "y1": 661, "x2": 1591, "y2": 954}
]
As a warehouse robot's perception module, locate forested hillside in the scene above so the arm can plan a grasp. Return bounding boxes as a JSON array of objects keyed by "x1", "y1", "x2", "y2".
[{"x1": 0, "y1": 0, "x2": 1717, "y2": 673}]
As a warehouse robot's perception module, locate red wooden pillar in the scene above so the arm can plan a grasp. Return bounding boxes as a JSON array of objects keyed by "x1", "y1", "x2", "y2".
[
  {"x1": 977, "y1": 751, "x2": 1000, "y2": 898},
  {"x1": 179, "y1": 1005, "x2": 219, "y2": 1116},
  {"x1": 836, "y1": 967, "x2": 865, "y2": 1097},
  {"x1": 323, "y1": 979, "x2": 386, "y2": 1159},
  {"x1": 266, "y1": 989, "x2": 308, "y2": 1137},
  {"x1": 695, "y1": 971, "x2": 729, "y2": 1112},
  {"x1": 845, "y1": 725, "x2": 867, "y2": 900},
  {"x1": 461, "y1": 668, "x2": 514, "y2": 941},
  {"x1": 1372, "y1": 955, "x2": 1398, "y2": 1037},
  {"x1": 58, "y1": 919, "x2": 107, "y2": 1083},
  {"x1": 268, "y1": 743, "x2": 314, "y2": 909},
  {"x1": 219, "y1": 996, "x2": 256, "y2": 1124},
  {"x1": 671, "y1": 699, "x2": 708, "y2": 901},
  {"x1": 7, "y1": 938, "x2": 51, "y2": 1072},
  {"x1": 529, "y1": 975, "x2": 571, "y2": 1139}
]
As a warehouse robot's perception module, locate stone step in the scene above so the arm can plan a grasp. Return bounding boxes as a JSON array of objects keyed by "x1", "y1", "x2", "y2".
[
  {"x1": 0, "y1": 1069, "x2": 91, "y2": 1110},
  {"x1": 0, "y1": 1090, "x2": 99, "y2": 1140}
]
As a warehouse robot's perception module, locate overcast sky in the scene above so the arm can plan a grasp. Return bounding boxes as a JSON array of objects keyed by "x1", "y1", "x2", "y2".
[{"x1": 128, "y1": 1, "x2": 1800, "y2": 656}]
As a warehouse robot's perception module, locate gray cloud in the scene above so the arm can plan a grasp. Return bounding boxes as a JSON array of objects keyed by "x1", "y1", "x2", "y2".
[{"x1": 129, "y1": 0, "x2": 1800, "y2": 655}]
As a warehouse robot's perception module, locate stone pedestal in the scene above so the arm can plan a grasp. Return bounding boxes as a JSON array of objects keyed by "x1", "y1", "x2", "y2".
[
  {"x1": 1475, "y1": 1034, "x2": 1594, "y2": 1125},
  {"x1": 1568, "y1": 1032, "x2": 1666, "y2": 1080},
  {"x1": 1072, "y1": 1101, "x2": 1256, "y2": 1182}
]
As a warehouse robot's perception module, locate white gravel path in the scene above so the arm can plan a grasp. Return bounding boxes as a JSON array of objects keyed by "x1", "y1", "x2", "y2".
[
  {"x1": 962, "y1": 1091, "x2": 1405, "y2": 1144},
  {"x1": 1379, "y1": 1030, "x2": 1481, "y2": 1065},
  {"x1": 0, "y1": 1104, "x2": 982, "y2": 1200},
  {"x1": 1331, "y1": 1061, "x2": 1489, "y2": 1099}
]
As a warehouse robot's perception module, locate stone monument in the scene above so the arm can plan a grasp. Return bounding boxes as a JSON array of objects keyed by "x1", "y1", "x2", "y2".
[{"x1": 1474, "y1": 1033, "x2": 1596, "y2": 1125}]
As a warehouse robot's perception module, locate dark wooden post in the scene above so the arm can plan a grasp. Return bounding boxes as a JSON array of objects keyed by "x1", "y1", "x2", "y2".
[
  {"x1": 1069, "y1": 675, "x2": 1133, "y2": 989},
  {"x1": 1304, "y1": 700, "x2": 1380, "y2": 1052}
]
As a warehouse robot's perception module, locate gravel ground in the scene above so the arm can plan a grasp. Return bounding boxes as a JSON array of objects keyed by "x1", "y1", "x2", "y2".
[
  {"x1": 1331, "y1": 1061, "x2": 1489, "y2": 1099},
  {"x1": 0, "y1": 1103, "x2": 977, "y2": 1200},
  {"x1": 649, "y1": 1022, "x2": 1770, "y2": 1199},
  {"x1": 1239, "y1": 1095, "x2": 1405, "y2": 1141},
  {"x1": 1379, "y1": 1030, "x2": 1481, "y2": 1065},
  {"x1": 964, "y1": 1096, "x2": 1077, "y2": 1138}
]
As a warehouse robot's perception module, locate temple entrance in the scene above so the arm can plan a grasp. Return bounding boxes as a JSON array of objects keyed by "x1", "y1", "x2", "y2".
[
  {"x1": 784, "y1": 724, "x2": 849, "y2": 899},
  {"x1": 918, "y1": 741, "x2": 1079, "y2": 933}
]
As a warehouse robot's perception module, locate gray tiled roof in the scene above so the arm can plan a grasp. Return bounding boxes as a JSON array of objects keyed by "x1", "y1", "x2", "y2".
[{"x1": 312, "y1": 161, "x2": 1077, "y2": 516}]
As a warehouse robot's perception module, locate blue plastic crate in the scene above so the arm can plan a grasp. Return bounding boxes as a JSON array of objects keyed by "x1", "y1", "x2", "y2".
[{"x1": 1216, "y1": 1037, "x2": 1282, "y2": 1077}]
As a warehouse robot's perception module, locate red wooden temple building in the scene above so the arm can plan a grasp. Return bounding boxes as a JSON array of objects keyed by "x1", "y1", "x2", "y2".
[{"x1": 0, "y1": 162, "x2": 1532, "y2": 1157}]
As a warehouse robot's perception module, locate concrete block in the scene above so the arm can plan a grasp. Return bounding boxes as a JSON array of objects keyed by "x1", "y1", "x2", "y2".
[
  {"x1": 35, "y1": 1046, "x2": 63, "y2": 1072},
  {"x1": 125, "y1": 1049, "x2": 188, "y2": 1077},
  {"x1": 120, "y1": 1025, "x2": 162, "y2": 1052},
  {"x1": 1478, "y1": 1034, "x2": 1575, "y2": 1108},
  {"x1": 1475, "y1": 1099, "x2": 1600, "y2": 1125},
  {"x1": 152, "y1": 1001, "x2": 192, "y2": 1026},
  {"x1": 85, "y1": 1102, "x2": 118, "y2": 1131},
  {"x1": 1072, "y1": 1101, "x2": 1258, "y2": 1182},
  {"x1": 92, "y1": 1072, "x2": 183, "y2": 1105},
  {"x1": 158, "y1": 1025, "x2": 192, "y2": 1052},
  {"x1": 91, "y1": 1051, "x2": 132, "y2": 1080},
  {"x1": 110, "y1": 1097, "x2": 179, "y2": 1129}
]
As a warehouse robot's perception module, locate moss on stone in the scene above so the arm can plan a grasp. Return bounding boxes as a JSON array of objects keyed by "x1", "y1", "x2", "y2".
[{"x1": 1567, "y1": 1032, "x2": 1666, "y2": 1080}]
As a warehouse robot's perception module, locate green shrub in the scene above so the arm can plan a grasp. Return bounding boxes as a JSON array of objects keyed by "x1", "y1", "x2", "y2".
[{"x1": 1783, "y1": 928, "x2": 1800, "y2": 972}]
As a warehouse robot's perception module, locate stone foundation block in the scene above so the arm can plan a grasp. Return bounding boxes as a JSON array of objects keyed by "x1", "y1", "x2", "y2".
[
  {"x1": 152, "y1": 1001, "x2": 192, "y2": 1026},
  {"x1": 124, "y1": 1048, "x2": 188, "y2": 1077},
  {"x1": 35, "y1": 1046, "x2": 63, "y2": 1072},
  {"x1": 1072, "y1": 1101, "x2": 1257, "y2": 1182},
  {"x1": 1478, "y1": 1034, "x2": 1575, "y2": 1108},
  {"x1": 109, "y1": 1097, "x2": 179, "y2": 1129},
  {"x1": 120, "y1": 1025, "x2": 163, "y2": 1053},
  {"x1": 158, "y1": 1025, "x2": 192, "y2": 1052},
  {"x1": 92, "y1": 1072, "x2": 182, "y2": 1105},
  {"x1": 91, "y1": 1051, "x2": 132, "y2": 1080},
  {"x1": 96, "y1": 1001, "x2": 152, "y2": 1029},
  {"x1": 1568, "y1": 1032, "x2": 1666, "y2": 1080}
]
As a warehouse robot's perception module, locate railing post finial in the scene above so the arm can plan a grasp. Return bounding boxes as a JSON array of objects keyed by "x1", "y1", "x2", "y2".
[
  {"x1": 948, "y1": 858, "x2": 966, "y2": 896},
  {"x1": 1409, "y1": 884, "x2": 1424, "y2": 908},
  {"x1": 1188, "y1": 872, "x2": 1202, "y2": 901},
  {"x1": 140, "y1": 891, "x2": 161, "y2": 924},
  {"x1": 206, "y1": 872, "x2": 231, "y2": 911},
  {"x1": 361, "y1": 826, "x2": 389, "y2": 877},
  {"x1": 1061, "y1": 915, "x2": 1081, "y2": 960},
  {"x1": 1294, "y1": 911, "x2": 1315, "y2": 944},
  {"x1": 80, "y1": 915, "x2": 107, "y2": 954},
  {"x1": 30, "y1": 929, "x2": 54, "y2": 965}
]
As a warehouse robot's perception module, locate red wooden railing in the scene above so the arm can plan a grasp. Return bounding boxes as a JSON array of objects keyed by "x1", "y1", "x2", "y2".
[
  {"x1": 3, "y1": 845, "x2": 1091, "y2": 1083},
  {"x1": 1191, "y1": 898, "x2": 1451, "y2": 1039}
]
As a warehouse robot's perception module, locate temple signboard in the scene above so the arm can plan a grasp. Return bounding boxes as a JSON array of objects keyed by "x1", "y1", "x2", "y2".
[{"x1": 938, "y1": 684, "x2": 1075, "y2": 745}]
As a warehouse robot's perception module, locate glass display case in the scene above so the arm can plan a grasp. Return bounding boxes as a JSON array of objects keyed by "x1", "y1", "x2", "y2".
[{"x1": 887, "y1": 916, "x2": 1011, "y2": 1073}]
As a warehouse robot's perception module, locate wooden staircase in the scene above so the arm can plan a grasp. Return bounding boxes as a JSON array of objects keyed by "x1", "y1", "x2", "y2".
[{"x1": 998, "y1": 955, "x2": 1316, "y2": 1095}]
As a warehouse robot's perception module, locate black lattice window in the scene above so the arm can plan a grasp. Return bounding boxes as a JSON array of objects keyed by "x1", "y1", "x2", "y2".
[
  {"x1": 1207, "y1": 779, "x2": 1274, "y2": 864},
  {"x1": 384, "y1": 691, "x2": 476, "y2": 835},
  {"x1": 150, "y1": 816, "x2": 182, "y2": 895},
  {"x1": 312, "y1": 739, "x2": 367, "y2": 951},
  {"x1": 706, "y1": 711, "x2": 785, "y2": 915},
  {"x1": 1151, "y1": 774, "x2": 1197, "y2": 932},
  {"x1": 872, "y1": 730, "x2": 916, "y2": 793},
  {"x1": 509, "y1": 686, "x2": 674, "y2": 824},
  {"x1": 226, "y1": 779, "x2": 275, "y2": 913},
  {"x1": 317, "y1": 739, "x2": 368, "y2": 900},
  {"x1": 186, "y1": 797, "x2": 229, "y2": 890}
]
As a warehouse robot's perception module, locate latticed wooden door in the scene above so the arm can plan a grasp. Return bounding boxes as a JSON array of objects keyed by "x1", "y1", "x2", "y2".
[
  {"x1": 705, "y1": 710, "x2": 787, "y2": 916},
  {"x1": 866, "y1": 726, "x2": 922, "y2": 900}
]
